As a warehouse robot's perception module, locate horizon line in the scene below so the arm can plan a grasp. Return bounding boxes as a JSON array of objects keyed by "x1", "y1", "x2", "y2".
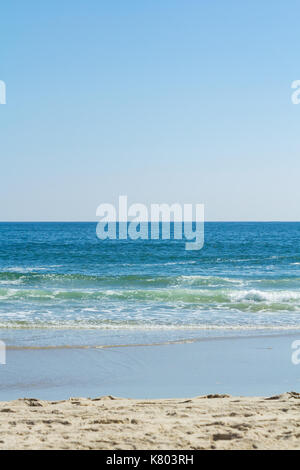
[{"x1": 0, "y1": 220, "x2": 300, "y2": 224}]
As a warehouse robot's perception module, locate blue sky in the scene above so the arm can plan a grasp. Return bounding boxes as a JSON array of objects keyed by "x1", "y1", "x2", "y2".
[{"x1": 0, "y1": 0, "x2": 299, "y2": 221}]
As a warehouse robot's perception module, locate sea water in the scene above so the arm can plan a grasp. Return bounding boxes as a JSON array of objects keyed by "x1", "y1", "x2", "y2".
[{"x1": 0, "y1": 222, "x2": 300, "y2": 348}]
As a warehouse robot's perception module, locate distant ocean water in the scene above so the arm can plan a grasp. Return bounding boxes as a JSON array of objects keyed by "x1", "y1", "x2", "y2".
[{"x1": 0, "y1": 222, "x2": 300, "y2": 347}]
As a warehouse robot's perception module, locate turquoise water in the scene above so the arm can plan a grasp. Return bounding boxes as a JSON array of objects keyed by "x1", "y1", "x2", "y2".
[{"x1": 0, "y1": 222, "x2": 300, "y2": 347}]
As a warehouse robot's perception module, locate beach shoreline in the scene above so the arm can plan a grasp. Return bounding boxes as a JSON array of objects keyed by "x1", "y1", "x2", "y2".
[
  {"x1": 1, "y1": 326, "x2": 300, "y2": 450},
  {"x1": 0, "y1": 392, "x2": 299, "y2": 450},
  {"x1": 1, "y1": 331, "x2": 299, "y2": 401}
]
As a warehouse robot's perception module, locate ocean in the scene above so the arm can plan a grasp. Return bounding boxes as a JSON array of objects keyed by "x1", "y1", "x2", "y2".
[
  {"x1": 0, "y1": 222, "x2": 300, "y2": 346},
  {"x1": 1, "y1": 221, "x2": 300, "y2": 399}
]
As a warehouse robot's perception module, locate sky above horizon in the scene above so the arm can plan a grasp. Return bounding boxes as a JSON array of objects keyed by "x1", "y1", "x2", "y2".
[{"x1": 1, "y1": 0, "x2": 300, "y2": 221}]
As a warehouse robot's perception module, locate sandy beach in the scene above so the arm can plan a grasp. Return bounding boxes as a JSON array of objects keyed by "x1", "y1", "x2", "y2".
[
  {"x1": 1, "y1": 332, "x2": 300, "y2": 450},
  {"x1": 0, "y1": 392, "x2": 299, "y2": 450}
]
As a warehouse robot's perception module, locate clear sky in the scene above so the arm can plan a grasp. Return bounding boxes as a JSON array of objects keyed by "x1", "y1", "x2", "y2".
[{"x1": 0, "y1": 0, "x2": 299, "y2": 221}]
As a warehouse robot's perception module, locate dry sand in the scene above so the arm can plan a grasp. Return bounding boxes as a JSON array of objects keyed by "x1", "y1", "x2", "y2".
[{"x1": 0, "y1": 392, "x2": 299, "y2": 450}]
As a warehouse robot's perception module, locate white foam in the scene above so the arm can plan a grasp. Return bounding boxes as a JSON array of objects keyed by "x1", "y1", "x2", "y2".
[{"x1": 229, "y1": 289, "x2": 300, "y2": 303}]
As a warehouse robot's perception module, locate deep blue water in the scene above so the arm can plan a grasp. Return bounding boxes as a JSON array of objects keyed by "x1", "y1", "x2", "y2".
[{"x1": 0, "y1": 222, "x2": 300, "y2": 346}]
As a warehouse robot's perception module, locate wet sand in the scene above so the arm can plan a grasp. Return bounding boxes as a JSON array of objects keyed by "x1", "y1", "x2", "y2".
[{"x1": 0, "y1": 332, "x2": 300, "y2": 401}]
